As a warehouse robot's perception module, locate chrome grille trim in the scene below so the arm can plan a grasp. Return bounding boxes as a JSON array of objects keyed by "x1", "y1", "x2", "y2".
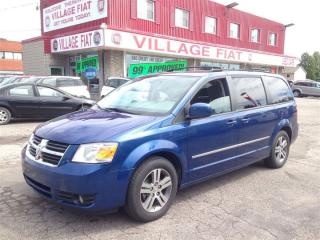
[{"x1": 26, "y1": 135, "x2": 69, "y2": 167}]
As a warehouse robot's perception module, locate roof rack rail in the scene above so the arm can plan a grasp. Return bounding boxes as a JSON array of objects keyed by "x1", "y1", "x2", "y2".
[{"x1": 167, "y1": 66, "x2": 223, "y2": 72}]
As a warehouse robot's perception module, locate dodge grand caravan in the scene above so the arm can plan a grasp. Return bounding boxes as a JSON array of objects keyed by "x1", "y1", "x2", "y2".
[{"x1": 22, "y1": 71, "x2": 298, "y2": 222}]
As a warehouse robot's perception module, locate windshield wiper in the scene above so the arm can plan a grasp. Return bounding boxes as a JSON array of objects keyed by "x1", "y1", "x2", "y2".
[{"x1": 104, "y1": 107, "x2": 140, "y2": 115}]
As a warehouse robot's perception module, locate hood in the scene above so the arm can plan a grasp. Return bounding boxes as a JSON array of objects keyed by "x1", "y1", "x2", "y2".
[{"x1": 35, "y1": 109, "x2": 161, "y2": 144}]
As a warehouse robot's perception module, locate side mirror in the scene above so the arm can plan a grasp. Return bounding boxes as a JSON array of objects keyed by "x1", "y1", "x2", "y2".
[
  {"x1": 188, "y1": 103, "x2": 213, "y2": 119},
  {"x1": 62, "y1": 96, "x2": 70, "y2": 101}
]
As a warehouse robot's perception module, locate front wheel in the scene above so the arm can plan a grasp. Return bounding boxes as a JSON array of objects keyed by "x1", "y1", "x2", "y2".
[
  {"x1": 125, "y1": 157, "x2": 178, "y2": 222},
  {"x1": 265, "y1": 131, "x2": 290, "y2": 169}
]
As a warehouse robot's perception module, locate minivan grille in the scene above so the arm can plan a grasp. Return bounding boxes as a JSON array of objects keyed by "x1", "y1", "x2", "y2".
[
  {"x1": 46, "y1": 141, "x2": 69, "y2": 153},
  {"x1": 27, "y1": 135, "x2": 69, "y2": 166}
]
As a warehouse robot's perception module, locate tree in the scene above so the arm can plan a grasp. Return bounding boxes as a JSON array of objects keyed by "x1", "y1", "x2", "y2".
[{"x1": 300, "y1": 52, "x2": 319, "y2": 80}]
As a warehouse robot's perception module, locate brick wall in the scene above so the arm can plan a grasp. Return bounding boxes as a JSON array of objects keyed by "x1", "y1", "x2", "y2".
[
  {"x1": 105, "y1": 50, "x2": 124, "y2": 78},
  {"x1": 22, "y1": 39, "x2": 68, "y2": 76}
]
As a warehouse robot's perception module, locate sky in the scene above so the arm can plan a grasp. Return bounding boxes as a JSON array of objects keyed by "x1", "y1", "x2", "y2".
[{"x1": 0, "y1": 0, "x2": 318, "y2": 58}]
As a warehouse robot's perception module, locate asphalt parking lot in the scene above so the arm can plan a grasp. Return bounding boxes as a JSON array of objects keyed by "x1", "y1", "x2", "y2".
[{"x1": 0, "y1": 98, "x2": 319, "y2": 240}]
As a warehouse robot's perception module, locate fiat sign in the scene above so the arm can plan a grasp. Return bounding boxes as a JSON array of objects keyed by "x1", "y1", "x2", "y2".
[{"x1": 43, "y1": 0, "x2": 108, "y2": 33}]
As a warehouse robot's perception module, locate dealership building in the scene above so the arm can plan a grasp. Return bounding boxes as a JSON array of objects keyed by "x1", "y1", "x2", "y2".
[{"x1": 22, "y1": 0, "x2": 299, "y2": 81}]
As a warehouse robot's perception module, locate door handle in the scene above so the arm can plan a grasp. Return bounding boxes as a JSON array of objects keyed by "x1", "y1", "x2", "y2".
[
  {"x1": 241, "y1": 118, "x2": 250, "y2": 123},
  {"x1": 226, "y1": 120, "x2": 237, "y2": 125}
]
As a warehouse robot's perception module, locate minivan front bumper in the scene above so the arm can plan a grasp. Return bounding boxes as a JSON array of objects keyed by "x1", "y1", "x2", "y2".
[{"x1": 21, "y1": 146, "x2": 132, "y2": 212}]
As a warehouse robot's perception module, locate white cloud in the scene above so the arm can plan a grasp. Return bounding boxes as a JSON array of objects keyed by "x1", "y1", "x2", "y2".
[
  {"x1": 0, "y1": 0, "x2": 317, "y2": 58},
  {"x1": 0, "y1": 0, "x2": 41, "y2": 41}
]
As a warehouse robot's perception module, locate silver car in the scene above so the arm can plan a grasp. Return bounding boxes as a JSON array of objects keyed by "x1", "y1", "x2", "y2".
[{"x1": 291, "y1": 80, "x2": 320, "y2": 97}]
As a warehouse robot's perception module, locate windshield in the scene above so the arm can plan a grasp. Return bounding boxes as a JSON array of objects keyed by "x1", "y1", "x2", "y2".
[{"x1": 96, "y1": 75, "x2": 200, "y2": 115}]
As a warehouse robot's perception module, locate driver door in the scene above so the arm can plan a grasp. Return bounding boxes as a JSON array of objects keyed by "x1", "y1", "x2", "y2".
[{"x1": 36, "y1": 86, "x2": 76, "y2": 118}]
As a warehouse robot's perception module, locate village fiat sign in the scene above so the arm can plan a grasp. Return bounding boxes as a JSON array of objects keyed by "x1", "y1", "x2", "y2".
[
  {"x1": 104, "y1": 29, "x2": 299, "y2": 67},
  {"x1": 43, "y1": 0, "x2": 108, "y2": 32},
  {"x1": 50, "y1": 30, "x2": 104, "y2": 52}
]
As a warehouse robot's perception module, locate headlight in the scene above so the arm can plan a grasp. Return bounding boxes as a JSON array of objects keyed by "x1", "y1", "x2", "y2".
[{"x1": 72, "y1": 143, "x2": 118, "y2": 164}]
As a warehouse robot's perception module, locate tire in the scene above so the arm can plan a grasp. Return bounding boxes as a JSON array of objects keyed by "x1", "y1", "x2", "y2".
[
  {"x1": 0, "y1": 107, "x2": 11, "y2": 125},
  {"x1": 78, "y1": 105, "x2": 91, "y2": 111},
  {"x1": 264, "y1": 131, "x2": 290, "y2": 169},
  {"x1": 125, "y1": 157, "x2": 178, "y2": 222},
  {"x1": 293, "y1": 90, "x2": 301, "y2": 98}
]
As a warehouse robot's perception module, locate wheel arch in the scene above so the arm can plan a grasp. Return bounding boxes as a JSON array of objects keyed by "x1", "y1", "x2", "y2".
[
  {"x1": 270, "y1": 119, "x2": 293, "y2": 145},
  {"x1": 0, "y1": 104, "x2": 13, "y2": 116},
  {"x1": 120, "y1": 140, "x2": 188, "y2": 188}
]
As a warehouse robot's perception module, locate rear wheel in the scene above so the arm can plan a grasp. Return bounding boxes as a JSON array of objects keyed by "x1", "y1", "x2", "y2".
[
  {"x1": 0, "y1": 107, "x2": 11, "y2": 125},
  {"x1": 265, "y1": 131, "x2": 290, "y2": 169},
  {"x1": 125, "y1": 157, "x2": 178, "y2": 222},
  {"x1": 293, "y1": 90, "x2": 301, "y2": 97}
]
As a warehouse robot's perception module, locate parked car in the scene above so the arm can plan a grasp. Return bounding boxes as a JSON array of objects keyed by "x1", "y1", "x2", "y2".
[
  {"x1": 0, "y1": 76, "x2": 12, "y2": 84},
  {"x1": 0, "y1": 76, "x2": 30, "y2": 86},
  {"x1": 36, "y1": 76, "x2": 90, "y2": 99},
  {"x1": 291, "y1": 79, "x2": 320, "y2": 97},
  {"x1": 0, "y1": 83, "x2": 94, "y2": 125},
  {"x1": 22, "y1": 71, "x2": 298, "y2": 222},
  {"x1": 101, "y1": 77, "x2": 131, "y2": 97}
]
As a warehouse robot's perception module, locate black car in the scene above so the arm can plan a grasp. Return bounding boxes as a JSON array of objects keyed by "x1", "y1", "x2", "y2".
[{"x1": 0, "y1": 83, "x2": 94, "y2": 125}]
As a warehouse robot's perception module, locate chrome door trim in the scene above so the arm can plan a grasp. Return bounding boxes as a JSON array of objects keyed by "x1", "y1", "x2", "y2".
[{"x1": 192, "y1": 136, "x2": 270, "y2": 159}]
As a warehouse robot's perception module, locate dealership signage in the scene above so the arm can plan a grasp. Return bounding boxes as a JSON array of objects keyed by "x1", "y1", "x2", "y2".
[
  {"x1": 128, "y1": 60, "x2": 188, "y2": 78},
  {"x1": 51, "y1": 30, "x2": 104, "y2": 53},
  {"x1": 43, "y1": 0, "x2": 107, "y2": 32},
  {"x1": 104, "y1": 29, "x2": 299, "y2": 67},
  {"x1": 76, "y1": 56, "x2": 99, "y2": 73}
]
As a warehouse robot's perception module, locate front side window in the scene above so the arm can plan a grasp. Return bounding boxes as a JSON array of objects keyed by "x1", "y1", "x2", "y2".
[
  {"x1": 37, "y1": 86, "x2": 64, "y2": 97},
  {"x1": 230, "y1": 77, "x2": 267, "y2": 110},
  {"x1": 8, "y1": 85, "x2": 34, "y2": 97},
  {"x1": 97, "y1": 75, "x2": 200, "y2": 115},
  {"x1": 191, "y1": 79, "x2": 231, "y2": 115},
  {"x1": 205, "y1": 16, "x2": 217, "y2": 34},
  {"x1": 263, "y1": 77, "x2": 293, "y2": 104},
  {"x1": 175, "y1": 8, "x2": 189, "y2": 28},
  {"x1": 269, "y1": 33, "x2": 277, "y2": 46},
  {"x1": 251, "y1": 29, "x2": 260, "y2": 43},
  {"x1": 229, "y1": 23, "x2": 240, "y2": 39},
  {"x1": 137, "y1": 0, "x2": 155, "y2": 21}
]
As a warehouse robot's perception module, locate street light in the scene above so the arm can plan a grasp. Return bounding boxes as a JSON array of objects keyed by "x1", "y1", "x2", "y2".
[
  {"x1": 285, "y1": 23, "x2": 295, "y2": 28},
  {"x1": 225, "y1": 2, "x2": 239, "y2": 8}
]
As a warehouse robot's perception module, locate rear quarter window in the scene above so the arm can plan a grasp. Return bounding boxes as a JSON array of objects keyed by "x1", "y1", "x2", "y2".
[{"x1": 263, "y1": 76, "x2": 293, "y2": 104}]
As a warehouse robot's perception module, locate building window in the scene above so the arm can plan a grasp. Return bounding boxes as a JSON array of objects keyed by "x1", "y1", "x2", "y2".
[
  {"x1": 205, "y1": 16, "x2": 217, "y2": 34},
  {"x1": 13, "y1": 53, "x2": 22, "y2": 60},
  {"x1": 4, "y1": 52, "x2": 14, "y2": 59},
  {"x1": 175, "y1": 8, "x2": 189, "y2": 28},
  {"x1": 269, "y1": 33, "x2": 277, "y2": 46},
  {"x1": 0, "y1": 52, "x2": 4, "y2": 59},
  {"x1": 250, "y1": 29, "x2": 260, "y2": 43},
  {"x1": 229, "y1": 23, "x2": 240, "y2": 39},
  {"x1": 137, "y1": 0, "x2": 155, "y2": 21}
]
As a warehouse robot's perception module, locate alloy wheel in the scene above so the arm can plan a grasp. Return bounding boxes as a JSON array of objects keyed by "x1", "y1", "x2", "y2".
[
  {"x1": 274, "y1": 136, "x2": 288, "y2": 163},
  {"x1": 0, "y1": 109, "x2": 8, "y2": 124},
  {"x1": 140, "y1": 168, "x2": 173, "y2": 213}
]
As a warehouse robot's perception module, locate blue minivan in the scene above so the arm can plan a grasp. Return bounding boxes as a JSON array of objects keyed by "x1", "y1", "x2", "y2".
[{"x1": 22, "y1": 71, "x2": 298, "y2": 222}]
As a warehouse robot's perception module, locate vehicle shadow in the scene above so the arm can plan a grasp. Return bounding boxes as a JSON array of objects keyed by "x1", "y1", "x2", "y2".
[{"x1": 1, "y1": 161, "x2": 268, "y2": 237}]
